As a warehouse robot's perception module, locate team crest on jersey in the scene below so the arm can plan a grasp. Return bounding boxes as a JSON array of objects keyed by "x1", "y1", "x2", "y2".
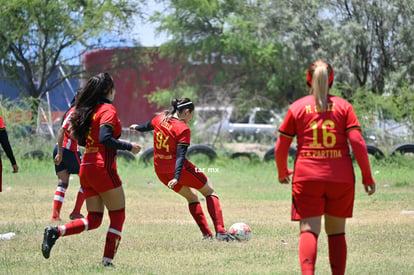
[{"x1": 161, "y1": 121, "x2": 172, "y2": 130}]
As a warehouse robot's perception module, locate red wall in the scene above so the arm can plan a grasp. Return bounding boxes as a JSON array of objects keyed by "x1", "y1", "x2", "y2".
[{"x1": 83, "y1": 48, "x2": 178, "y2": 126}]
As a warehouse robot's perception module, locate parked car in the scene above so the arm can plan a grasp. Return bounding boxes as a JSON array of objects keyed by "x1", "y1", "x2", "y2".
[{"x1": 193, "y1": 106, "x2": 282, "y2": 143}]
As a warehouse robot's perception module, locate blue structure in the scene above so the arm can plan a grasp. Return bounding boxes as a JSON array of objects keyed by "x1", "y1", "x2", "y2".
[{"x1": 0, "y1": 67, "x2": 80, "y2": 111}]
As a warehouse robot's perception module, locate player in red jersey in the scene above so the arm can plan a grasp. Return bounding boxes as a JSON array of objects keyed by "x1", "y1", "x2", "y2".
[
  {"x1": 275, "y1": 60, "x2": 376, "y2": 275},
  {"x1": 41, "y1": 72, "x2": 141, "y2": 266},
  {"x1": 51, "y1": 95, "x2": 85, "y2": 221},
  {"x1": 129, "y1": 98, "x2": 236, "y2": 241},
  {"x1": 0, "y1": 115, "x2": 19, "y2": 192}
]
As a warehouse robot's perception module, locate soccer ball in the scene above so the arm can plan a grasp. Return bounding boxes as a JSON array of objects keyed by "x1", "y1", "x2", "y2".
[{"x1": 228, "y1": 222, "x2": 252, "y2": 241}]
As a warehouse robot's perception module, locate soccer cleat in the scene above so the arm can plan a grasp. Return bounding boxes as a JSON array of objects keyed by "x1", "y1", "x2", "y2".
[
  {"x1": 202, "y1": 234, "x2": 213, "y2": 241},
  {"x1": 102, "y1": 261, "x2": 115, "y2": 267},
  {"x1": 69, "y1": 212, "x2": 84, "y2": 220},
  {"x1": 216, "y1": 232, "x2": 238, "y2": 242},
  {"x1": 41, "y1": 226, "x2": 59, "y2": 259}
]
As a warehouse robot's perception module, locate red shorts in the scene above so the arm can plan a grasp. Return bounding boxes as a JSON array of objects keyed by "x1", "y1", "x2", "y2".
[
  {"x1": 291, "y1": 181, "x2": 355, "y2": 221},
  {"x1": 79, "y1": 164, "x2": 122, "y2": 198},
  {"x1": 156, "y1": 160, "x2": 207, "y2": 192}
]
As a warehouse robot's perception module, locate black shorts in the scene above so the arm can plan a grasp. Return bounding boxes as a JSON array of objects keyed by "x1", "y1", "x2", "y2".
[{"x1": 53, "y1": 145, "x2": 81, "y2": 174}]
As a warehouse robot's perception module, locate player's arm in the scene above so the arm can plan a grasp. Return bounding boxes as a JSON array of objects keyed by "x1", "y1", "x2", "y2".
[
  {"x1": 54, "y1": 126, "x2": 65, "y2": 165},
  {"x1": 129, "y1": 121, "x2": 154, "y2": 132},
  {"x1": 167, "y1": 143, "x2": 189, "y2": 189},
  {"x1": 0, "y1": 128, "x2": 18, "y2": 172},
  {"x1": 275, "y1": 133, "x2": 294, "y2": 184},
  {"x1": 99, "y1": 124, "x2": 133, "y2": 151},
  {"x1": 347, "y1": 128, "x2": 375, "y2": 195},
  {"x1": 174, "y1": 143, "x2": 189, "y2": 180}
]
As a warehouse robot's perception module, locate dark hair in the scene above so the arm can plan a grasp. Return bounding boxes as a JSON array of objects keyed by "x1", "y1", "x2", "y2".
[
  {"x1": 71, "y1": 72, "x2": 114, "y2": 146},
  {"x1": 162, "y1": 98, "x2": 195, "y2": 122}
]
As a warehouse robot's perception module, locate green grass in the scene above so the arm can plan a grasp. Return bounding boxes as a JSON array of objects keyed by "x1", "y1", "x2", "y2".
[{"x1": 0, "y1": 146, "x2": 414, "y2": 274}]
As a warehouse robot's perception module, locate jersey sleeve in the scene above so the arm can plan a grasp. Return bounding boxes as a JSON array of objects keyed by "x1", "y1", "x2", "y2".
[
  {"x1": 62, "y1": 110, "x2": 73, "y2": 130},
  {"x1": 345, "y1": 104, "x2": 361, "y2": 132},
  {"x1": 99, "y1": 105, "x2": 118, "y2": 128},
  {"x1": 177, "y1": 127, "x2": 191, "y2": 146},
  {"x1": 278, "y1": 109, "x2": 296, "y2": 138},
  {"x1": 0, "y1": 116, "x2": 5, "y2": 129}
]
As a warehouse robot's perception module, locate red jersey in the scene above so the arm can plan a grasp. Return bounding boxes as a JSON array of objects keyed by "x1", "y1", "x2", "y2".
[
  {"x1": 151, "y1": 113, "x2": 191, "y2": 173},
  {"x1": 61, "y1": 106, "x2": 79, "y2": 152},
  {"x1": 0, "y1": 116, "x2": 5, "y2": 128},
  {"x1": 279, "y1": 95, "x2": 361, "y2": 183},
  {"x1": 81, "y1": 103, "x2": 122, "y2": 168}
]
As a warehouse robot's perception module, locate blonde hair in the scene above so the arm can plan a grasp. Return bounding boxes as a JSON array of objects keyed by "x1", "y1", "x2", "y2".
[{"x1": 308, "y1": 60, "x2": 331, "y2": 112}]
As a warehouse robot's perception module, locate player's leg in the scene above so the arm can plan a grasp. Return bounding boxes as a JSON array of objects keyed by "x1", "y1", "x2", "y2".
[
  {"x1": 198, "y1": 180, "x2": 227, "y2": 235},
  {"x1": 324, "y1": 181, "x2": 354, "y2": 275},
  {"x1": 51, "y1": 169, "x2": 70, "y2": 221},
  {"x1": 66, "y1": 150, "x2": 85, "y2": 220},
  {"x1": 42, "y1": 165, "x2": 105, "y2": 259},
  {"x1": 69, "y1": 186, "x2": 85, "y2": 220},
  {"x1": 99, "y1": 181, "x2": 126, "y2": 266},
  {"x1": 299, "y1": 217, "x2": 322, "y2": 275},
  {"x1": 177, "y1": 186, "x2": 213, "y2": 238},
  {"x1": 325, "y1": 215, "x2": 347, "y2": 275},
  {"x1": 42, "y1": 195, "x2": 104, "y2": 259},
  {"x1": 292, "y1": 181, "x2": 326, "y2": 275}
]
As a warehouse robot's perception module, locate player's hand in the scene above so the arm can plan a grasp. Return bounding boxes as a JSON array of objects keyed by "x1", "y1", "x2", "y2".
[
  {"x1": 129, "y1": 124, "x2": 138, "y2": 131},
  {"x1": 167, "y1": 179, "x2": 178, "y2": 189},
  {"x1": 278, "y1": 169, "x2": 292, "y2": 184},
  {"x1": 278, "y1": 176, "x2": 291, "y2": 184},
  {"x1": 12, "y1": 164, "x2": 18, "y2": 173},
  {"x1": 364, "y1": 183, "x2": 376, "y2": 195},
  {"x1": 54, "y1": 153, "x2": 63, "y2": 165},
  {"x1": 130, "y1": 142, "x2": 141, "y2": 155}
]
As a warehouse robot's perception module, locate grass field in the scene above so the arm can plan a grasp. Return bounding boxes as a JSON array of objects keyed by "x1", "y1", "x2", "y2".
[{"x1": 0, "y1": 149, "x2": 414, "y2": 274}]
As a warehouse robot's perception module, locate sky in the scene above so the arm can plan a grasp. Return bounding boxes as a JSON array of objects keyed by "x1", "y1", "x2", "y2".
[{"x1": 128, "y1": 0, "x2": 169, "y2": 47}]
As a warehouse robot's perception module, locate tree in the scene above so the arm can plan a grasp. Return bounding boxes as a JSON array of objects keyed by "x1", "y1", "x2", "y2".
[
  {"x1": 0, "y1": 0, "x2": 140, "y2": 126},
  {"x1": 326, "y1": 0, "x2": 414, "y2": 95},
  {"x1": 152, "y1": 0, "x2": 414, "y2": 103},
  {"x1": 151, "y1": 0, "x2": 290, "y2": 113}
]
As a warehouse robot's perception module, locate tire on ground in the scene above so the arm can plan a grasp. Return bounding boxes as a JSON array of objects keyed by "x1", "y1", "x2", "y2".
[
  {"x1": 186, "y1": 144, "x2": 217, "y2": 163},
  {"x1": 230, "y1": 152, "x2": 260, "y2": 163},
  {"x1": 390, "y1": 143, "x2": 414, "y2": 156},
  {"x1": 263, "y1": 146, "x2": 296, "y2": 162},
  {"x1": 140, "y1": 146, "x2": 154, "y2": 166},
  {"x1": 366, "y1": 144, "x2": 385, "y2": 159},
  {"x1": 24, "y1": 149, "x2": 46, "y2": 160},
  {"x1": 117, "y1": 150, "x2": 136, "y2": 161}
]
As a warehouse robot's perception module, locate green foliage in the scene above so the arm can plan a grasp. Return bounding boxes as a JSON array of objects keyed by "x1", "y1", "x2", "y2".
[
  {"x1": 150, "y1": 0, "x2": 414, "y2": 125},
  {"x1": 145, "y1": 85, "x2": 198, "y2": 109},
  {"x1": 0, "y1": 95, "x2": 32, "y2": 139},
  {"x1": 0, "y1": 0, "x2": 139, "y2": 123}
]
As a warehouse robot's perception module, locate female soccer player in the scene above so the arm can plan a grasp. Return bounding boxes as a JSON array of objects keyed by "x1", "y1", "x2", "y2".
[
  {"x1": 0, "y1": 115, "x2": 18, "y2": 192},
  {"x1": 275, "y1": 60, "x2": 376, "y2": 275},
  {"x1": 51, "y1": 96, "x2": 85, "y2": 221},
  {"x1": 41, "y1": 72, "x2": 141, "y2": 266},
  {"x1": 129, "y1": 98, "x2": 236, "y2": 241}
]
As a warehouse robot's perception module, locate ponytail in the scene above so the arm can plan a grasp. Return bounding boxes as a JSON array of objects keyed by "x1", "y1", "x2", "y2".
[
  {"x1": 312, "y1": 66, "x2": 329, "y2": 112},
  {"x1": 162, "y1": 98, "x2": 194, "y2": 122},
  {"x1": 306, "y1": 60, "x2": 334, "y2": 112}
]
